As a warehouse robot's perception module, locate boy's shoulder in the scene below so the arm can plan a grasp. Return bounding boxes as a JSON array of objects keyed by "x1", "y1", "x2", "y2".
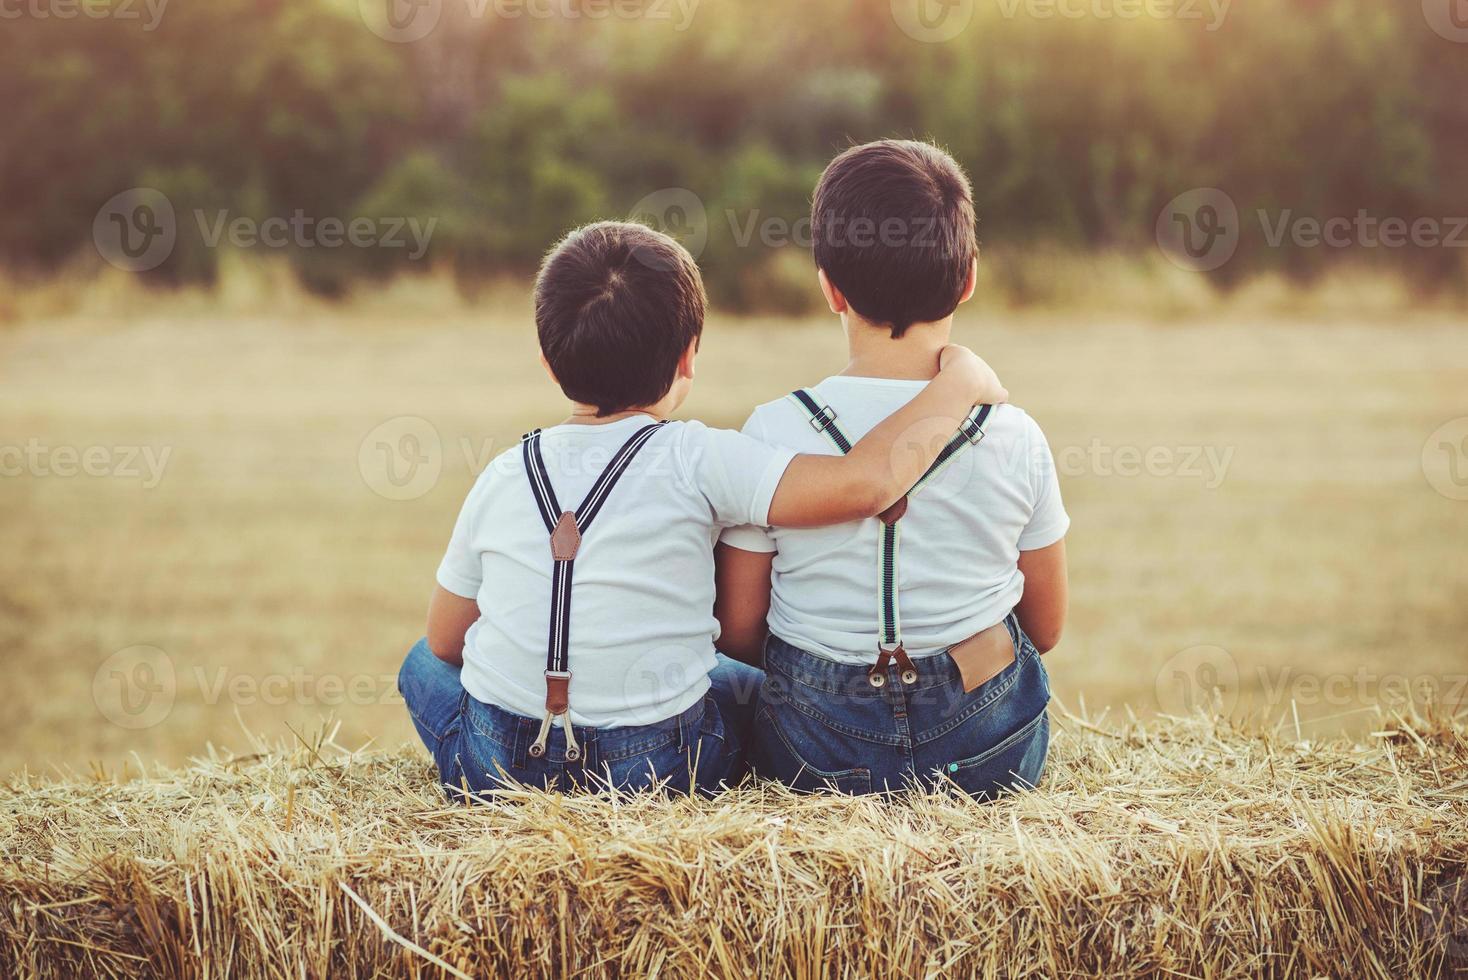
[
  {"x1": 742, "y1": 380, "x2": 1044, "y2": 445},
  {"x1": 470, "y1": 419, "x2": 712, "y2": 493}
]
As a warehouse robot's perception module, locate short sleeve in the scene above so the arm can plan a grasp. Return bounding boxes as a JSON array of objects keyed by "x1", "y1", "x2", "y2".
[
  {"x1": 678, "y1": 420, "x2": 796, "y2": 529},
  {"x1": 1017, "y1": 416, "x2": 1070, "y2": 551},
  {"x1": 435, "y1": 480, "x2": 485, "y2": 599},
  {"x1": 718, "y1": 410, "x2": 779, "y2": 552}
]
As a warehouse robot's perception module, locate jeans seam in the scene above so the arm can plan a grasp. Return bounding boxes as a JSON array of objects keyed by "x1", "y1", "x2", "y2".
[
  {"x1": 773, "y1": 688, "x2": 904, "y2": 746},
  {"x1": 760, "y1": 707, "x2": 871, "y2": 785}
]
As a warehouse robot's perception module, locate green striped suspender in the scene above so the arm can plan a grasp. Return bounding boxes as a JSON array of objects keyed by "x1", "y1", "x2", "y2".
[{"x1": 788, "y1": 389, "x2": 994, "y2": 687}]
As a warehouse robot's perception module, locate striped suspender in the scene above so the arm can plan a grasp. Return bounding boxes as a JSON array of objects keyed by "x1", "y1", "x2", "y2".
[
  {"x1": 521, "y1": 420, "x2": 667, "y2": 761},
  {"x1": 787, "y1": 390, "x2": 994, "y2": 687}
]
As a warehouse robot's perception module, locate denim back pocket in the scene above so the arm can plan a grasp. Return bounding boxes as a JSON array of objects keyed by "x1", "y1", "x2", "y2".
[
  {"x1": 752, "y1": 705, "x2": 873, "y2": 795},
  {"x1": 939, "y1": 710, "x2": 1049, "y2": 801}
]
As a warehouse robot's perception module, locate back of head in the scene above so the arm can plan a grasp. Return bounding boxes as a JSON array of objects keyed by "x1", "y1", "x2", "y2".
[
  {"x1": 812, "y1": 139, "x2": 978, "y2": 338},
  {"x1": 534, "y1": 221, "x2": 706, "y2": 416}
]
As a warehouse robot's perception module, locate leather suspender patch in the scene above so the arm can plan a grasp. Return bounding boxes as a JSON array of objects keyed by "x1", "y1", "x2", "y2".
[{"x1": 550, "y1": 511, "x2": 581, "y2": 561}]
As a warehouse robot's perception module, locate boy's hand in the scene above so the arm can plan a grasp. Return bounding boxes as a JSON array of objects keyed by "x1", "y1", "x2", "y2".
[{"x1": 939, "y1": 344, "x2": 1008, "y2": 406}]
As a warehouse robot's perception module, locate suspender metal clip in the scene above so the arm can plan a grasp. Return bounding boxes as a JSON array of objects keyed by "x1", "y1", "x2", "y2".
[
  {"x1": 807, "y1": 404, "x2": 839, "y2": 433},
  {"x1": 869, "y1": 644, "x2": 918, "y2": 688},
  {"x1": 529, "y1": 708, "x2": 582, "y2": 762}
]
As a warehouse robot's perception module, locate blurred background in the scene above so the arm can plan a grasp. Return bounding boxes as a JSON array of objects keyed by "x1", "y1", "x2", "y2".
[{"x1": 0, "y1": 0, "x2": 1465, "y2": 775}]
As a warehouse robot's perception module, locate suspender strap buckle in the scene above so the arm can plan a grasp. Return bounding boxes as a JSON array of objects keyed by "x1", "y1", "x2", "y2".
[
  {"x1": 960, "y1": 406, "x2": 992, "y2": 446},
  {"x1": 807, "y1": 404, "x2": 839, "y2": 433}
]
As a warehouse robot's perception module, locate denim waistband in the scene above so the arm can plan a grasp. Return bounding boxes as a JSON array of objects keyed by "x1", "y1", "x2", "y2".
[
  {"x1": 466, "y1": 691, "x2": 708, "y2": 755},
  {"x1": 764, "y1": 614, "x2": 1023, "y2": 699}
]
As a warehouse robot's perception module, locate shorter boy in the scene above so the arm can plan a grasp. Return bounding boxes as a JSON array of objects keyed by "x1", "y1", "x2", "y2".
[
  {"x1": 398, "y1": 220, "x2": 1008, "y2": 798},
  {"x1": 717, "y1": 141, "x2": 1069, "y2": 798}
]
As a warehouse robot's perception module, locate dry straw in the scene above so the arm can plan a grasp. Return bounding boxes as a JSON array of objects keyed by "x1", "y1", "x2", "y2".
[{"x1": 3, "y1": 707, "x2": 1465, "y2": 978}]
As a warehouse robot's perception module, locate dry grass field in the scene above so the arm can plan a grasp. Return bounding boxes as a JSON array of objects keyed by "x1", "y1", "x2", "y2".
[
  {"x1": 0, "y1": 306, "x2": 1466, "y2": 776},
  {"x1": 2, "y1": 711, "x2": 1465, "y2": 978},
  {"x1": 3, "y1": 304, "x2": 1468, "y2": 978}
]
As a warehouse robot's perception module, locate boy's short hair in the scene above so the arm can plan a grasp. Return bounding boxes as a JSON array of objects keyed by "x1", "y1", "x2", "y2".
[
  {"x1": 812, "y1": 140, "x2": 978, "y2": 338},
  {"x1": 534, "y1": 221, "x2": 706, "y2": 416}
]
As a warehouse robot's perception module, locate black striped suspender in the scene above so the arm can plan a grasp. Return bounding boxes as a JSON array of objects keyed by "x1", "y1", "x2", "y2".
[
  {"x1": 789, "y1": 390, "x2": 994, "y2": 688},
  {"x1": 521, "y1": 420, "x2": 667, "y2": 761}
]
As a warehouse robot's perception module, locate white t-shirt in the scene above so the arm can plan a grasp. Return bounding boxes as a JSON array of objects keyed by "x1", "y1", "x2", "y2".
[
  {"x1": 438, "y1": 416, "x2": 796, "y2": 727},
  {"x1": 720, "y1": 376, "x2": 1069, "y2": 665}
]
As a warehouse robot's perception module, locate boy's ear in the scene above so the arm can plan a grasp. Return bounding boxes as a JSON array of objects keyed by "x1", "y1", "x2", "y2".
[
  {"x1": 817, "y1": 268, "x2": 848, "y2": 315},
  {"x1": 538, "y1": 349, "x2": 559, "y2": 386},
  {"x1": 957, "y1": 257, "x2": 979, "y2": 306},
  {"x1": 677, "y1": 338, "x2": 698, "y2": 380}
]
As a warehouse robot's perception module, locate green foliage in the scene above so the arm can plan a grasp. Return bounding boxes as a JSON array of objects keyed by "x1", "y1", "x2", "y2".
[{"x1": 1, "y1": 0, "x2": 1463, "y2": 305}]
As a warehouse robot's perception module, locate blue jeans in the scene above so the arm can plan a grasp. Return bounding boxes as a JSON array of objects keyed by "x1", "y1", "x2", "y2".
[
  {"x1": 750, "y1": 614, "x2": 1051, "y2": 798},
  {"x1": 397, "y1": 639, "x2": 764, "y2": 798}
]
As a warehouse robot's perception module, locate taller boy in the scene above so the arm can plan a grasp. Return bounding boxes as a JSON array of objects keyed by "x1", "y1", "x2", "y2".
[{"x1": 716, "y1": 140, "x2": 1070, "y2": 797}]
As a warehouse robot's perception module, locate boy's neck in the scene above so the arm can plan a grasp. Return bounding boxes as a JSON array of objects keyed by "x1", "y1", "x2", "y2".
[
  {"x1": 564, "y1": 393, "x2": 679, "y2": 425},
  {"x1": 839, "y1": 314, "x2": 953, "y2": 381}
]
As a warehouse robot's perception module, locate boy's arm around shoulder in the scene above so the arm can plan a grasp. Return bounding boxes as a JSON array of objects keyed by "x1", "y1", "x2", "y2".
[{"x1": 766, "y1": 345, "x2": 1008, "y2": 527}]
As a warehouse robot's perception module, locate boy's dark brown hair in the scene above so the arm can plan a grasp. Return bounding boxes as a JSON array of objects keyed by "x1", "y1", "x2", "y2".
[
  {"x1": 811, "y1": 139, "x2": 978, "y2": 338},
  {"x1": 534, "y1": 221, "x2": 706, "y2": 416}
]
